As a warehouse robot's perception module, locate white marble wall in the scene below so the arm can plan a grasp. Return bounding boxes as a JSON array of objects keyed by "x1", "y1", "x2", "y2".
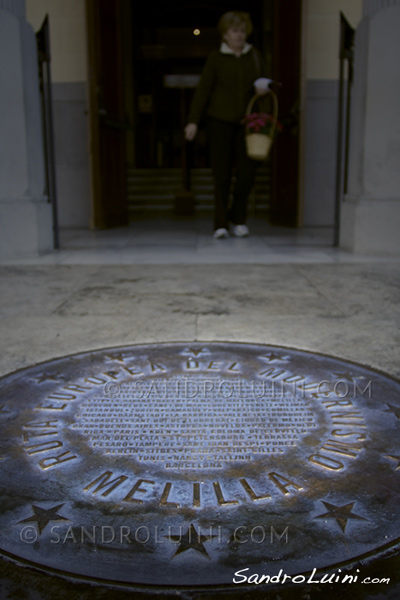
[
  {"x1": 363, "y1": 0, "x2": 400, "y2": 16},
  {"x1": 0, "y1": 0, "x2": 25, "y2": 18},
  {"x1": 340, "y1": 1, "x2": 400, "y2": 255},
  {"x1": 0, "y1": 0, "x2": 53, "y2": 257}
]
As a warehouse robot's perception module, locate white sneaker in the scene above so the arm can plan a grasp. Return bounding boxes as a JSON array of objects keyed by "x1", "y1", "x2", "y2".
[
  {"x1": 213, "y1": 228, "x2": 229, "y2": 239},
  {"x1": 230, "y1": 224, "x2": 249, "y2": 237}
]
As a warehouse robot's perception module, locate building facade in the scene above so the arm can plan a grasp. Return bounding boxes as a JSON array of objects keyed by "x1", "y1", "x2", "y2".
[{"x1": 1, "y1": 0, "x2": 399, "y2": 257}]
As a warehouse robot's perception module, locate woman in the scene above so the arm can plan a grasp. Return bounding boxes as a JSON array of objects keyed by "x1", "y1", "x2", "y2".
[{"x1": 184, "y1": 11, "x2": 271, "y2": 238}]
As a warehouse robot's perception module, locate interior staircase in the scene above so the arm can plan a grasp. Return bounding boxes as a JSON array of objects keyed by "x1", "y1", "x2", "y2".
[{"x1": 126, "y1": 166, "x2": 271, "y2": 213}]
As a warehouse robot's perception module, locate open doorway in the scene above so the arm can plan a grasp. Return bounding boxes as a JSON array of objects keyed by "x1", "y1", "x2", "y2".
[
  {"x1": 86, "y1": 0, "x2": 304, "y2": 229},
  {"x1": 130, "y1": 1, "x2": 267, "y2": 169}
]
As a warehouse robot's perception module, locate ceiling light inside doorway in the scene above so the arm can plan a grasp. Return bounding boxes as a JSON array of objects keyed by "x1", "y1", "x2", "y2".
[{"x1": 193, "y1": 28, "x2": 201, "y2": 36}]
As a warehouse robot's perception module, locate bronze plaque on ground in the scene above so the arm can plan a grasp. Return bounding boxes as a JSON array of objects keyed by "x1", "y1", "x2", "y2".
[{"x1": 0, "y1": 342, "x2": 399, "y2": 593}]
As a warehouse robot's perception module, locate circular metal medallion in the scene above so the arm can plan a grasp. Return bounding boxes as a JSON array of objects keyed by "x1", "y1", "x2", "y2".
[{"x1": 0, "y1": 342, "x2": 400, "y2": 590}]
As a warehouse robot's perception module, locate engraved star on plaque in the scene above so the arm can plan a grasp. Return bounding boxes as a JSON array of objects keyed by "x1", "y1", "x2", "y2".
[
  {"x1": 106, "y1": 353, "x2": 127, "y2": 363},
  {"x1": 259, "y1": 353, "x2": 291, "y2": 363},
  {"x1": 385, "y1": 404, "x2": 400, "y2": 420},
  {"x1": 181, "y1": 347, "x2": 210, "y2": 357},
  {"x1": 18, "y1": 504, "x2": 70, "y2": 534},
  {"x1": 332, "y1": 371, "x2": 366, "y2": 382},
  {"x1": 33, "y1": 373, "x2": 63, "y2": 384},
  {"x1": 165, "y1": 523, "x2": 216, "y2": 559},
  {"x1": 386, "y1": 455, "x2": 400, "y2": 470},
  {"x1": 315, "y1": 501, "x2": 367, "y2": 533}
]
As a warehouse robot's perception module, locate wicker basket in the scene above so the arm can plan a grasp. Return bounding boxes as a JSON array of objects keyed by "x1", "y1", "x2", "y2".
[{"x1": 245, "y1": 91, "x2": 278, "y2": 161}]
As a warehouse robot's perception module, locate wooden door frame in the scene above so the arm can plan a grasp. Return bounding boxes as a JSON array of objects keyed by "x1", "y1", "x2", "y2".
[
  {"x1": 298, "y1": 0, "x2": 308, "y2": 228},
  {"x1": 271, "y1": 0, "x2": 306, "y2": 228},
  {"x1": 85, "y1": 0, "x2": 128, "y2": 229},
  {"x1": 85, "y1": 0, "x2": 101, "y2": 229}
]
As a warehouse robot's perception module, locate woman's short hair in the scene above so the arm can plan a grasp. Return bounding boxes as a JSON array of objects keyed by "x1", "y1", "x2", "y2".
[{"x1": 218, "y1": 11, "x2": 253, "y2": 38}]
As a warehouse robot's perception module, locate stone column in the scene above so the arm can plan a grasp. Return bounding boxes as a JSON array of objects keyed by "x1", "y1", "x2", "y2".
[
  {"x1": 0, "y1": 0, "x2": 53, "y2": 258},
  {"x1": 340, "y1": 0, "x2": 400, "y2": 256}
]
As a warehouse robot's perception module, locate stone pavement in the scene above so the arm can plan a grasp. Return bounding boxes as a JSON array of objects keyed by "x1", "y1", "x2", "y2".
[
  {"x1": 0, "y1": 215, "x2": 399, "y2": 380},
  {"x1": 1, "y1": 260, "x2": 399, "y2": 380}
]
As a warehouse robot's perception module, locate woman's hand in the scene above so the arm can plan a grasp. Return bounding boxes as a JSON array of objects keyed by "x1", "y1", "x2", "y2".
[
  {"x1": 184, "y1": 123, "x2": 198, "y2": 141},
  {"x1": 254, "y1": 78, "x2": 273, "y2": 96},
  {"x1": 255, "y1": 86, "x2": 268, "y2": 96}
]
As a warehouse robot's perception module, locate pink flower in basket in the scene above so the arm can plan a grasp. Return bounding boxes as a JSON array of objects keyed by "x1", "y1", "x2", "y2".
[{"x1": 243, "y1": 112, "x2": 282, "y2": 135}]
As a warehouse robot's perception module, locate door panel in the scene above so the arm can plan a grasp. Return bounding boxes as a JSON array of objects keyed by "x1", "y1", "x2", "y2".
[
  {"x1": 271, "y1": 0, "x2": 303, "y2": 227},
  {"x1": 86, "y1": 0, "x2": 128, "y2": 229}
]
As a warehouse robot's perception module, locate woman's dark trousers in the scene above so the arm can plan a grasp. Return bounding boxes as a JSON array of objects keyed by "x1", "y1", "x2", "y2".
[{"x1": 206, "y1": 116, "x2": 259, "y2": 231}]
